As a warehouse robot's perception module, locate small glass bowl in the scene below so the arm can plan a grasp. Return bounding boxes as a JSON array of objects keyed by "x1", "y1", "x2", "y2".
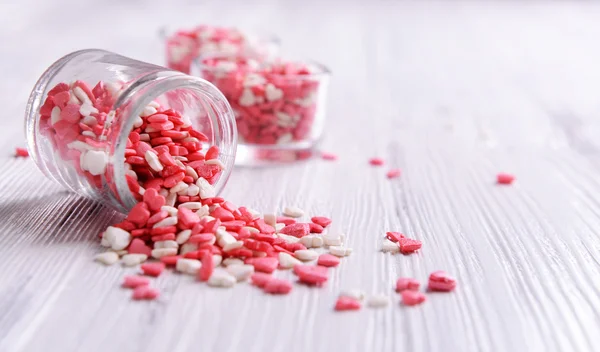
[
  {"x1": 161, "y1": 25, "x2": 280, "y2": 75},
  {"x1": 196, "y1": 53, "x2": 331, "y2": 166}
]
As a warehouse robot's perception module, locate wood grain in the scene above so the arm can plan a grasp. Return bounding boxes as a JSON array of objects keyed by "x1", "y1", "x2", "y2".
[{"x1": 1, "y1": 1, "x2": 600, "y2": 351}]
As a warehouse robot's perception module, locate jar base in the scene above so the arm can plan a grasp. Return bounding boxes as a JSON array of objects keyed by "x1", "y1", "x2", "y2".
[{"x1": 235, "y1": 142, "x2": 317, "y2": 166}]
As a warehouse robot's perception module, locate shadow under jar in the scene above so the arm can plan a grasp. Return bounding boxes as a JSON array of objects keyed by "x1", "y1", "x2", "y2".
[
  {"x1": 197, "y1": 54, "x2": 331, "y2": 166},
  {"x1": 25, "y1": 49, "x2": 237, "y2": 213}
]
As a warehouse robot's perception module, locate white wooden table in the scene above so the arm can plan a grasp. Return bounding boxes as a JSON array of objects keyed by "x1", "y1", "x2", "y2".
[{"x1": 1, "y1": 1, "x2": 600, "y2": 351}]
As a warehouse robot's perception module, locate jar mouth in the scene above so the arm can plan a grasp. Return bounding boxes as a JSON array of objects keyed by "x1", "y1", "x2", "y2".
[{"x1": 112, "y1": 73, "x2": 237, "y2": 211}]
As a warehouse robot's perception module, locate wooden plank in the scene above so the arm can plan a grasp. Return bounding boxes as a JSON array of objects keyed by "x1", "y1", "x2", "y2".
[{"x1": 0, "y1": 1, "x2": 599, "y2": 351}]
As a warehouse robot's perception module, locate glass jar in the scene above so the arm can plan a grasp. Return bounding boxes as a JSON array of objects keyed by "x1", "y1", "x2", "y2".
[
  {"x1": 197, "y1": 54, "x2": 330, "y2": 166},
  {"x1": 24, "y1": 49, "x2": 237, "y2": 213},
  {"x1": 162, "y1": 25, "x2": 280, "y2": 75}
]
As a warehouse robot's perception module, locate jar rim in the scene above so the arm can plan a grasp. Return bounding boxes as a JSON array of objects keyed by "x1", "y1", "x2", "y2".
[
  {"x1": 195, "y1": 52, "x2": 332, "y2": 78},
  {"x1": 112, "y1": 73, "x2": 238, "y2": 211}
]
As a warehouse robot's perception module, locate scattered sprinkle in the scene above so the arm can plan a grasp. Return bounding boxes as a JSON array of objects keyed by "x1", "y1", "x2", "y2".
[
  {"x1": 398, "y1": 238, "x2": 422, "y2": 254},
  {"x1": 278, "y1": 252, "x2": 303, "y2": 269},
  {"x1": 132, "y1": 285, "x2": 160, "y2": 300},
  {"x1": 141, "y1": 262, "x2": 165, "y2": 277},
  {"x1": 322, "y1": 233, "x2": 344, "y2": 246},
  {"x1": 151, "y1": 248, "x2": 177, "y2": 259},
  {"x1": 283, "y1": 206, "x2": 304, "y2": 218},
  {"x1": 320, "y1": 152, "x2": 338, "y2": 161},
  {"x1": 263, "y1": 213, "x2": 277, "y2": 226},
  {"x1": 280, "y1": 223, "x2": 310, "y2": 238},
  {"x1": 386, "y1": 168, "x2": 401, "y2": 179},
  {"x1": 497, "y1": 173, "x2": 515, "y2": 185},
  {"x1": 367, "y1": 294, "x2": 390, "y2": 308},
  {"x1": 226, "y1": 264, "x2": 254, "y2": 281},
  {"x1": 335, "y1": 296, "x2": 361, "y2": 311},
  {"x1": 263, "y1": 278, "x2": 293, "y2": 294},
  {"x1": 176, "y1": 258, "x2": 201, "y2": 275},
  {"x1": 95, "y1": 251, "x2": 119, "y2": 265},
  {"x1": 121, "y1": 253, "x2": 148, "y2": 267},
  {"x1": 207, "y1": 271, "x2": 236, "y2": 288},
  {"x1": 222, "y1": 258, "x2": 244, "y2": 267},
  {"x1": 428, "y1": 271, "x2": 457, "y2": 292},
  {"x1": 251, "y1": 273, "x2": 273, "y2": 288},
  {"x1": 401, "y1": 290, "x2": 426, "y2": 306},
  {"x1": 122, "y1": 275, "x2": 150, "y2": 288},
  {"x1": 311, "y1": 216, "x2": 332, "y2": 228},
  {"x1": 329, "y1": 246, "x2": 352, "y2": 257},
  {"x1": 308, "y1": 222, "x2": 324, "y2": 234},
  {"x1": 299, "y1": 235, "x2": 324, "y2": 248},
  {"x1": 160, "y1": 255, "x2": 180, "y2": 266},
  {"x1": 251, "y1": 257, "x2": 279, "y2": 273},
  {"x1": 294, "y1": 249, "x2": 319, "y2": 262},
  {"x1": 198, "y1": 252, "x2": 214, "y2": 281},
  {"x1": 317, "y1": 253, "x2": 340, "y2": 267},
  {"x1": 381, "y1": 239, "x2": 400, "y2": 253},
  {"x1": 369, "y1": 157, "x2": 384, "y2": 166},
  {"x1": 395, "y1": 277, "x2": 420, "y2": 292},
  {"x1": 385, "y1": 231, "x2": 405, "y2": 243},
  {"x1": 339, "y1": 289, "x2": 365, "y2": 301},
  {"x1": 294, "y1": 264, "x2": 328, "y2": 285},
  {"x1": 15, "y1": 147, "x2": 29, "y2": 157}
]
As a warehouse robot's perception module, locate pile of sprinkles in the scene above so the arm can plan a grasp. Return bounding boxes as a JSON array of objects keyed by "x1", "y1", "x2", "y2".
[
  {"x1": 23, "y1": 79, "x2": 479, "y2": 311},
  {"x1": 82, "y1": 92, "x2": 455, "y2": 309}
]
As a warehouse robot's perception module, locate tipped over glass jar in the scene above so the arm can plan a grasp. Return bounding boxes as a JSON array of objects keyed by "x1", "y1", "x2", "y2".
[{"x1": 24, "y1": 49, "x2": 237, "y2": 212}]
